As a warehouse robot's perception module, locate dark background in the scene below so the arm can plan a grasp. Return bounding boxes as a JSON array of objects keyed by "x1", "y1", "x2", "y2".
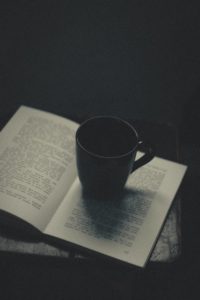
[{"x1": 0, "y1": 1, "x2": 200, "y2": 299}]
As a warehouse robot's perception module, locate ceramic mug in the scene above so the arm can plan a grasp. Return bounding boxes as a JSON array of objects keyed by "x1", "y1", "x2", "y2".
[{"x1": 76, "y1": 116, "x2": 155, "y2": 198}]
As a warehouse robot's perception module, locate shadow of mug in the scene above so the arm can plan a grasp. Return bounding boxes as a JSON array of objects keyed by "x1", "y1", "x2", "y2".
[{"x1": 76, "y1": 116, "x2": 155, "y2": 199}]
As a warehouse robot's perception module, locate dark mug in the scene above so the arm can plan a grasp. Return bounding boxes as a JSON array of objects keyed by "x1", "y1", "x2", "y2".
[{"x1": 76, "y1": 116, "x2": 155, "y2": 198}]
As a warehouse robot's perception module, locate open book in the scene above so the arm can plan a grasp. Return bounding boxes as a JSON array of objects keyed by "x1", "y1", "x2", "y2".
[{"x1": 0, "y1": 106, "x2": 187, "y2": 267}]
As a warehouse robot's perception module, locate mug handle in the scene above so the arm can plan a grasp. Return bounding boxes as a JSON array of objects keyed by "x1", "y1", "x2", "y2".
[{"x1": 131, "y1": 141, "x2": 155, "y2": 173}]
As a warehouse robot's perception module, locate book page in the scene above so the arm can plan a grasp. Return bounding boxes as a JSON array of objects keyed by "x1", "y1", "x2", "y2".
[
  {"x1": 0, "y1": 106, "x2": 78, "y2": 231},
  {"x1": 45, "y1": 156, "x2": 187, "y2": 267}
]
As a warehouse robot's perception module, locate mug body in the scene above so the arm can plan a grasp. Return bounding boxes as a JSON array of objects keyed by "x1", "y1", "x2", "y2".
[{"x1": 76, "y1": 116, "x2": 138, "y2": 196}]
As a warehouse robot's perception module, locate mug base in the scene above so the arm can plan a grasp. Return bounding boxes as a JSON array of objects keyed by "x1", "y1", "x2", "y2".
[{"x1": 81, "y1": 186, "x2": 124, "y2": 201}]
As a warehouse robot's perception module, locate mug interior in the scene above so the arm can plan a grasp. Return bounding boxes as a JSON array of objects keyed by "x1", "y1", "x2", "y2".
[{"x1": 76, "y1": 117, "x2": 138, "y2": 157}]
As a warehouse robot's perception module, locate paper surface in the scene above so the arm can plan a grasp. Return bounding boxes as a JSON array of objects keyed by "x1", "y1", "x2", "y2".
[
  {"x1": 45, "y1": 156, "x2": 187, "y2": 267},
  {"x1": 0, "y1": 106, "x2": 78, "y2": 231},
  {"x1": 0, "y1": 106, "x2": 187, "y2": 267}
]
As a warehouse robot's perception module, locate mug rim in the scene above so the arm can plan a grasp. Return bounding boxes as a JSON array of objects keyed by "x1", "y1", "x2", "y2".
[{"x1": 76, "y1": 115, "x2": 139, "y2": 159}]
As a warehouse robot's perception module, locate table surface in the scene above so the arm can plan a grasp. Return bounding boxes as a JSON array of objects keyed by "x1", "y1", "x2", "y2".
[{"x1": 0, "y1": 2, "x2": 198, "y2": 297}]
